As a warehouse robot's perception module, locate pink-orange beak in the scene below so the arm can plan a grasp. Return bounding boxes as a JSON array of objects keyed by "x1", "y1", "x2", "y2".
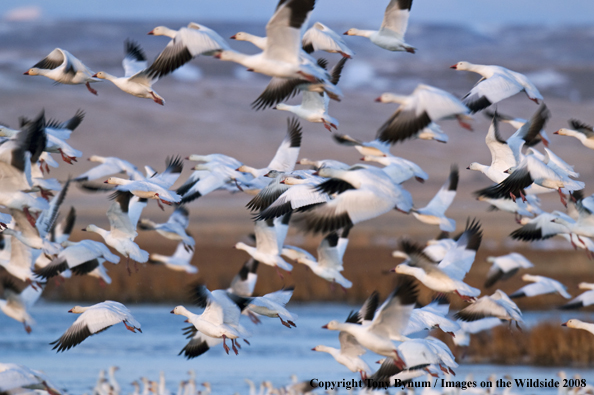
[
  {"x1": 450, "y1": 64, "x2": 457, "y2": 69},
  {"x1": 147, "y1": 30, "x2": 154, "y2": 35},
  {"x1": 553, "y1": 130, "x2": 560, "y2": 135},
  {"x1": 561, "y1": 322, "x2": 567, "y2": 326},
  {"x1": 230, "y1": 34, "x2": 237, "y2": 39},
  {"x1": 321, "y1": 324, "x2": 328, "y2": 329},
  {"x1": 311, "y1": 347, "x2": 316, "y2": 351},
  {"x1": 343, "y1": 31, "x2": 349, "y2": 35},
  {"x1": 68, "y1": 309, "x2": 73, "y2": 313},
  {"x1": 103, "y1": 180, "x2": 109, "y2": 183},
  {"x1": 92, "y1": 73, "x2": 98, "y2": 78},
  {"x1": 213, "y1": 52, "x2": 222, "y2": 59},
  {"x1": 23, "y1": 71, "x2": 30, "y2": 75},
  {"x1": 170, "y1": 309, "x2": 175, "y2": 314},
  {"x1": 374, "y1": 97, "x2": 382, "y2": 102}
]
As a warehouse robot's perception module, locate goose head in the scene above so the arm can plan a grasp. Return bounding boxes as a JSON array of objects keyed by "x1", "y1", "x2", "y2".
[
  {"x1": 68, "y1": 306, "x2": 87, "y2": 314},
  {"x1": 92, "y1": 71, "x2": 109, "y2": 79},
  {"x1": 553, "y1": 128, "x2": 574, "y2": 136},
  {"x1": 343, "y1": 28, "x2": 361, "y2": 36},
  {"x1": 322, "y1": 320, "x2": 340, "y2": 330},
  {"x1": 375, "y1": 93, "x2": 407, "y2": 104},
  {"x1": 23, "y1": 68, "x2": 41, "y2": 76},
  {"x1": 466, "y1": 162, "x2": 484, "y2": 171},
  {"x1": 450, "y1": 61, "x2": 472, "y2": 70},
  {"x1": 230, "y1": 32, "x2": 249, "y2": 41},
  {"x1": 170, "y1": 305, "x2": 190, "y2": 316},
  {"x1": 561, "y1": 319, "x2": 581, "y2": 328},
  {"x1": 274, "y1": 103, "x2": 290, "y2": 112},
  {"x1": 147, "y1": 26, "x2": 176, "y2": 38}
]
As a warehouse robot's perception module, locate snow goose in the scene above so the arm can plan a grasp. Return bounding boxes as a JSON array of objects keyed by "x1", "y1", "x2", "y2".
[
  {"x1": 474, "y1": 138, "x2": 583, "y2": 207},
  {"x1": 0, "y1": 363, "x2": 62, "y2": 395},
  {"x1": 139, "y1": 206, "x2": 194, "y2": 249},
  {"x1": 454, "y1": 290, "x2": 523, "y2": 330},
  {"x1": 452, "y1": 317, "x2": 501, "y2": 347},
  {"x1": 322, "y1": 277, "x2": 418, "y2": 361},
  {"x1": 451, "y1": 61, "x2": 543, "y2": 113},
  {"x1": 274, "y1": 58, "x2": 347, "y2": 131},
  {"x1": 235, "y1": 217, "x2": 293, "y2": 277},
  {"x1": 560, "y1": 283, "x2": 594, "y2": 309},
  {"x1": 171, "y1": 285, "x2": 252, "y2": 355},
  {"x1": 484, "y1": 252, "x2": 533, "y2": 288},
  {"x1": 510, "y1": 211, "x2": 594, "y2": 256},
  {"x1": 0, "y1": 277, "x2": 42, "y2": 333},
  {"x1": 237, "y1": 118, "x2": 302, "y2": 179},
  {"x1": 312, "y1": 332, "x2": 371, "y2": 377},
  {"x1": 147, "y1": 22, "x2": 230, "y2": 73},
  {"x1": 393, "y1": 219, "x2": 483, "y2": 301},
  {"x1": 82, "y1": 191, "x2": 149, "y2": 273},
  {"x1": 509, "y1": 274, "x2": 571, "y2": 299},
  {"x1": 50, "y1": 301, "x2": 141, "y2": 352},
  {"x1": 404, "y1": 296, "x2": 460, "y2": 337},
  {"x1": 227, "y1": 258, "x2": 259, "y2": 297},
  {"x1": 106, "y1": 156, "x2": 183, "y2": 207},
  {"x1": 148, "y1": 242, "x2": 196, "y2": 273},
  {"x1": 253, "y1": 173, "x2": 329, "y2": 220},
  {"x1": 296, "y1": 157, "x2": 349, "y2": 170},
  {"x1": 344, "y1": 0, "x2": 415, "y2": 53},
  {"x1": 302, "y1": 22, "x2": 354, "y2": 58},
  {"x1": 293, "y1": 166, "x2": 413, "y2": 234},
  {"x1": 282, "y1": 227, "x2": 352, "y2": 289},
  {"x1": 561, "y1": 319, "x2": 594, "y2": 336},
  {"x1": 554, "y1": 119, "x2": 594, "y2": 150},
  {"x1": 467, "y1": 114, "x2": 516, "y2": 184},
  {"x1": 24, "y1": 48, "x2": 100, "y2": 95},
  {"x1": 34, "y1": 239, "x2": 120, "y2": 280},
  {"x1": 178, "y1": 155, "x2": 252, "y2": 203},
  {"x1": 332, "y1": 134, "x2": 391, "y2": 157},
  {"x1": 397, "y1": 337, "x2": 458, "y2": 374},
  {"x1": 215, "y1": 0, "x2": 323, "y2": 82},
  {"x1": 550, "y1": 192, "x2": 594, "y2": 238},
  {"x1": 93, "y1": 40, "x2": 179, "y2": 105},
  {"x1": 411, "y1": 165, "x2": 458, "y2": 231},
  {"x1": 375, "y1": 84, "x2": 471, "y2": 145},
  {"x1": 484, "y1": 108, "x2": 550, "y2": 147},
  {"x1": 177, "y1": 325, "x2": 223, "y2": 359},
  {"x1": 248, "y1": 287, "x2": 298, "y2": 328},
  {"x1": 360, "y1": 154, "x2": 428, "y2": 184},
  {"x1": 0, "y1": 111, "x2": 49, "y2": 223},
  {"x1": 107, "y1": 366, "x2": 120, "y2": 395},
  {"x1": 366, "y1": 359, "x2": 435, "y2": 387},
  {"x1": 75, "y1": 155, "x2": 144, "y2": 182}
]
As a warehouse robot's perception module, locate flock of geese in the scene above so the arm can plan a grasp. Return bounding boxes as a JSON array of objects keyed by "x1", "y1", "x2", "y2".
[{"x1": 3, "y1": 0, "x2": 594, "y2": 394}]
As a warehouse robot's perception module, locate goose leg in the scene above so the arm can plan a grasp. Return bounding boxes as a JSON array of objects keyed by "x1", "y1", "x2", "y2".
[
  {"x1": 287, "y1": 320, "x2": 296, "y2": 328},
  {"x1": 456, "y1": 115, "x2": 473, "y2": 131},
  {"x1": 23, "y1": 207, "x2": 37, "y2": 227},
  {"x1": 515, "y1": 321, "x2": 522, "y2": 332},
  {"x1": 39, "y1": 187, "x2": 54, "y2": 201},
  {"x1": 231, "y1": 339, "x2": 238, "y2": 355},
  {"x1": 321, "y1": 120, "x2": 332, "y2": 132},
  {"x1": 123, "y1": 320, "x2": 136, "y2": 333},
  {"x1": 519, "y1": 190, "x2": 527, "y2": 202},
  {"x1": 275, "y1": 266, "x2": 284, "y2": 280},
  {"x1": 234, "y1": 339, "x2": 241, "y2": 349},
  {"x1": 278, "y1": 315, "x2": 292, "y2": 328},
  {"x1": 392, "y1": 350, "x2": 405, "y2": 370},
  {"x1": 247, "y1": 310, "x2": 261, "y2": 324},
  {"x1": 86, "y1": 82, "x2": 98, "y2": 95},
  {"x1": 150, "y1": 92, "x2": 164, "y2": 106},
  {"x1": 243, "y1": 339, "x2": 250, "y2": 345},
  {"x1": 222, "y1": 335, "x2": 230, "y2": 354},
  {"x1": 558, "y1": 189, "x2": 567, "y2": 207},
  {"x1": 156, "y1": 199, "x2": 165, "y2": 211},
  {"x1": 126, "y1": 257, "x2": 131, "y2": 276},
  {"x1": 58, "y1": 149, "x2": 77, "y2": 164},
  {"x1": 39, "y1": 159, "x2": 46, "y2": 175},
  {"x1": 24, "y1": 322, "x2": 32, "y2": 334}
]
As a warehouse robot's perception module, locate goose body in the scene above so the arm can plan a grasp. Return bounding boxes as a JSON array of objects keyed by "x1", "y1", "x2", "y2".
[
  {"x1": 451, "y1": 61, "x2": 543, "y2": 113},
  {"x1": 344, "y1": 0, "x2": 415, "y2": 53},
  {"x1": 24, "y1": 48, "x2": 100, "y2": 95},
  {"x1": 51, "y1": 301, "x2": 141, "y2": 352}
]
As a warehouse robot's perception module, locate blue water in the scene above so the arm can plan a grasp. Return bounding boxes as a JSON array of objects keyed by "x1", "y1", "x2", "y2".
[
  {"x1": 2, "y1": 302, "x2": 594, "y2": 394},
  {"x1": 1, "y1": 1, "x2": 594, "y2": 27}
]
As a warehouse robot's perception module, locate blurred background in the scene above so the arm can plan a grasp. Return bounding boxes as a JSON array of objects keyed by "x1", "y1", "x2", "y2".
[
  {"x1": 0, "y1": 1, "x2": 593, "y2": 307},
  {"x1": 2, "y1": 2, "x2": 594, "y2": 391}
]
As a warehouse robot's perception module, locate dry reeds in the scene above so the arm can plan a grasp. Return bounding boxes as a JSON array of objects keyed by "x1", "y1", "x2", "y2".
[{"x1": 435, "y1": 321, "x2": 594, "y2": 366}]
